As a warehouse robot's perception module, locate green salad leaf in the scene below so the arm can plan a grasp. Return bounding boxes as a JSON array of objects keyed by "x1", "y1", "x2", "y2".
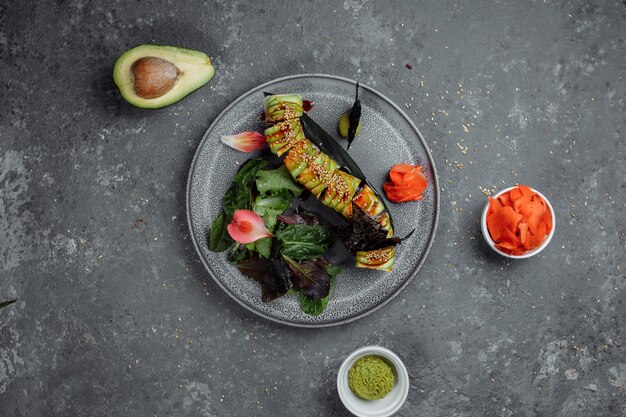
[
  {"x1": 249, "y1": 182, "x2": 300, "y2": 258},
  {"x1": 324, "y1": 263, "x2": 343, "y2": 280},
  {"x1": 209, "y1": 154, "x2": 342, "y2": 316},
  {"x1": 253, "y1": 190, "x2": 294, "y2": 229},
  {"x1": 209, "y1": 159, "x2": 267, "y2": 252},
  {"x1": 299, "y1": 263, "x2": 342, "y2": 316},
  {"x1": 227, "y1": 244, "x2": 250, "y2": 263},
  {"x1": 246, "y1": 237, "x2": 272, "y2": 259},
  {"x1": 283, "y1": 256, "x2": 331, "y2": 299},
  {"x1": 277, "y1": 224, "x2": 334, "y2": 260},
  {"x1": 209, "y1": 212, "x2": 233, "y2": 252},
  {"x1": 256, "y1": 165, "x2": 304, "y2": 197},
  {"x1": 223, "y1": 159, "x2": 267, "y2": 216}
]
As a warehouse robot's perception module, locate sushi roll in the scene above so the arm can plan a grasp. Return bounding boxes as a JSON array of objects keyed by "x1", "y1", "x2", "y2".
[
  {"x1": 264, "y1": 119, "x2": 304, "y2": 157},
  {"x1": 353, "y1": 184, "x2": 393, "y2": 237},
  {"x1": 356, "y1": 247, "x2": 395, "y2": 272},
  {"x1": 264, "y1": 92, "x2": 399, "y2": 271},
  {"x1": 264, "y1": 94, "x2": 304, "y2": 123}
]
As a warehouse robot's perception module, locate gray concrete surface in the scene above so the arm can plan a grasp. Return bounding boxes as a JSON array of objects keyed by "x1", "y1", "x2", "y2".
[{"x1": 1, "y1": 1, "x2": 625, "y2": 416}]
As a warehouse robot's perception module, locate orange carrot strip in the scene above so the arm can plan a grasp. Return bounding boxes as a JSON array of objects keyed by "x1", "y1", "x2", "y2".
[
  {"x1": 518, "y1": 223, "x2": 529, "y2": 246},
  {"x1": 541, "y1": 206, "x2": 553, "y2": 231},
  {"x1": 512, "y1": 186, "x2": 532, "y2": 212},
  {"x1": 498, "y1": 192, "x2": 512, "y2": 207},
  {"x1": 496, "y1": 229, "x2": 520, "y2": 251},
  {"x1": 487, "y1": 206, "x2": 523, "y2": 241},
  {"x1": 384, "y1": 164, "x2": 428, "y2": 203},
  {"x1": 488, "y1": 196, "x2": 504, "y2": 215},
  {"x1": 486, "y1": 185, "x2": 552, "y2": 255}
]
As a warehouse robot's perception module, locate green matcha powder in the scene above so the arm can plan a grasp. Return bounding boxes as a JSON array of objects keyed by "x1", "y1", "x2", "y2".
[{"x1": 348, "y1": 355, "x2": 395, "y2": 400}]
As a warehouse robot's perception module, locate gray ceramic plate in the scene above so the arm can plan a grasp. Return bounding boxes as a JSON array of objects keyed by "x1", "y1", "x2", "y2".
[{"x1": 187, "y1": 74, "x2": 439, "y2": 327}]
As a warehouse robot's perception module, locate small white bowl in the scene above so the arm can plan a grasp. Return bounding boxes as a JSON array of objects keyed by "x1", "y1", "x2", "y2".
[
  {"x1": 480, "y1": 186, "x2": 556, "y2": 259},
  {"x1": 337, "y1": 346, "x2": 409, "y2": 417}
]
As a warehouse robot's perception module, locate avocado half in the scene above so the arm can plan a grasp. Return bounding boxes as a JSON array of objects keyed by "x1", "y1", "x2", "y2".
[{"x1": 113, "y1": 44, "x2": 215, "y2": 109}]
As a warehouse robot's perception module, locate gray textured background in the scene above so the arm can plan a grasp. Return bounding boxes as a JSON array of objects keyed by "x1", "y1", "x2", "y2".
[{"x1": 1, "y1": 1, "x2": 625, "y2": 416}]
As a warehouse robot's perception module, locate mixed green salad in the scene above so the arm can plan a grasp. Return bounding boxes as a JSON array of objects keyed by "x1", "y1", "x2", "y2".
[
  {"x1": 209, "y1": 158, "x2": 341, "y2": 316},
  {"x1": 209, "y1": 91, "x2": 409, "y2": 316}
]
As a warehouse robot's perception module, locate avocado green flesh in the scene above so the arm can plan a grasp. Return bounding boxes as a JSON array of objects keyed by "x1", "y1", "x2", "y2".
[
  {"x1": 113, "y1": 45, "x2": 215, "y2": 109},
  {"x1": 338, "y1": 112, "x2": 362, "y2": 138},
  {"x1": 296, "y1": 152, "x2": 338, "y2": 198},
  {"x1": 356, "y1": 257, "x2": 394, "y2": 272},
  {"x1": 264, "y1": 120, "x2": 304, "y2": 157},
  {"x1": 282, "y1": 136, "x2": 358, "y2": 216},
  {"x1": 356, "y1": 247, "x2": 395, "y2": 272},
  {"x1": 354, "y1": 185, "x2": 386, "y2": 218},
  {"x1": 265, "y1": 95, "x2": 304, "y2": 122},
  {"x1": 322, "y1": 170, "x2": 360, "y2": 213},
  {"x1": 284, "y1": 139, "x2": 317, "y2": 178}
]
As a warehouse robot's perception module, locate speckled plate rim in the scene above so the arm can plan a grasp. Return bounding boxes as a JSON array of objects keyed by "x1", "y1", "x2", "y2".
[{"x1": 186, "y1": 73, "x2": 439, "y2": 327}]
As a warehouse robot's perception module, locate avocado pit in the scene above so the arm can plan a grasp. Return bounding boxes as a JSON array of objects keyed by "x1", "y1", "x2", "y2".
[
  {"x1": 131, "y1": 56, "x2": 180, "y2": 99},
  {"x1": 113, "y1": 44, "x2": 215, "y2": 108}
]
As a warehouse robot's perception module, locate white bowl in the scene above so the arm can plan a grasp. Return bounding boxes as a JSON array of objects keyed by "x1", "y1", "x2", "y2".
[
  {"x1": 337, "y1": 346, "x2": 409, "y2": 417},
  {"x1": 480, "y1": 186, "x2": 556, "y2": 259}
]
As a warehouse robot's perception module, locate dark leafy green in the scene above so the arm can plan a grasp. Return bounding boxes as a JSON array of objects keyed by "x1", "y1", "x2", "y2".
[
  {"x1": 253, "y1": 190, "x2": 294, "y2": 229},
  {"x1": 300, "y1": 113, "x2": 366, "y2": 181},
  {"x1": 299, "y1": 263, "x2": 342, "y2": 316},
  {"x1": 0, "y1": 299, "x2": 17, "y2": 309},
  {"x1": 249, "y1": 184, "x2": 300, "y2": 259},
  {"x1": 247, "y1": 237, "x2": 272, "y2": 259},
  {"x1": 209, "y1": 159, "x2": 267, "y2": 252},
  {"x1": 236, "y1": 257, "x2": 292, "y2": 302},
  {"x1": 227, "y1": 244, "x2": 250, "y2": 263},
  {"x1": 337, "y1": 203, "x2": 402, "y2": 253},
  {"x1": 346, "y1": 82, "x2": 362, "y2": 149},
  {"x1": 277, "y1": 211, "x2": 321, "y2": 226},
  {"x1": 277, "y1": 224, "x2": 334, "y2": 260},
  {"x1": 283, "y1": 256, "x2": 332, "y2": 300},
  {"x1": 256, "y1": 165, "x2": 303, "y2": 197},
  {"x1": 301, "y1": 113, "x2": 395, "y2": 232},
  {"x1": 209, "y1": 212, "x2": 233, "y2": 252},
  {"x1": 223, "y1": 159, "x2": 267, "y2": 216}
]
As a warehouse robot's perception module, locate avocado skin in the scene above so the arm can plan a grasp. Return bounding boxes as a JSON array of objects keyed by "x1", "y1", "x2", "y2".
[{"x1": 113, "y1": 44, "x2": 215, "y2": 109}]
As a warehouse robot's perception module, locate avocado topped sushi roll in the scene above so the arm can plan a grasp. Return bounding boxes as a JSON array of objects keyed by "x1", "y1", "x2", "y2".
[
  {"x1": 356, "y1": 247, "x2": 395, "y2": 272},
  {"x1": 321, "y1": 170, "x2": 361, "y2": 218},
  {"x1": 263, "y1": 93, "x2": 400, "y2": 271},
  {"x1": 353, "y1": 184, "x2": 393, "y2": 237},
  {"x1": 264, "y1": 119, "x2": 305, "y2": 157},
  {"x1": 264, "y1": 94, "x2": 304, "y2": 123}
]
